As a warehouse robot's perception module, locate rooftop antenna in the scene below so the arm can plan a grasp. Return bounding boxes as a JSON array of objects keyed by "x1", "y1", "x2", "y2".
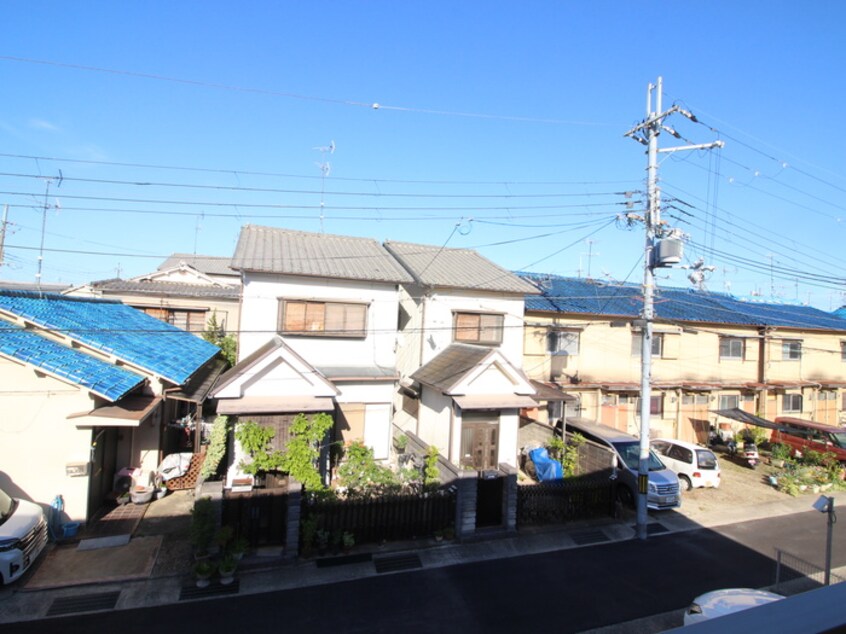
[
  {"x1": 194, "y1": 212, "x2": 204, "y2": 255},
  {"x1": 36, "y1": 171, "x2": 63, "y2": 295},
  {"x1": 314, "y1": 140, "x2": 335, "y2": 233}
]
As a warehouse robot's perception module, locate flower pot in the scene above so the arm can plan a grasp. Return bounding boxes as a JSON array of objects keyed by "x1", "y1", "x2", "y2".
[
  {"x1": 219, "y1": 570, "x2": 236, "y2": 585},
  {"x1": 195, "y1": 575, "x2": 211, "y2": 589}
]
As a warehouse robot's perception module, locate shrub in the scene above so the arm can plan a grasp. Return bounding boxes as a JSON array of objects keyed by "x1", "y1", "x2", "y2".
[
  {"x1": 770, "y1": 443, "x2": 790, "y2": 461},
  {"x1": 201, "y1": 415, "x2": 229, "y2": 479},
  {"x1": 337, "y1": 440, "x2": 397, "y2": 496},
  {"x1": 424, "y1": 445, "x2": 440, "y2": 487},
  {"x1": 190, "y1": 497, "x2": 216, "y2": 554}
]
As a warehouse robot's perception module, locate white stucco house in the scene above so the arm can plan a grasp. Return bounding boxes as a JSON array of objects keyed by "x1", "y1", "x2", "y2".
[
  {"x1": 212, "y1": 225, "x2": 414, "y2": 486},
  {"x1": 383, "y1": 241, "x2": 542, "y2": 470}
]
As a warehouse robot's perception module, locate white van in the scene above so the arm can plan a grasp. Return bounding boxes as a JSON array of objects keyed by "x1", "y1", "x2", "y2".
[
  {"x1": 564, "y1": 419, "x2": 681, "y2": 510},
  {"x1": 651, "y1": 438, "x2": 721, "y2": 491},
  {"x1": 0, "y1": 487, "x2": 48, "y2": 585}
]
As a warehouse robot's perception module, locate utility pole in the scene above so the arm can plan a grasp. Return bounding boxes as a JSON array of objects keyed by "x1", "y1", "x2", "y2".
[
  {"x1": 624, "y1": 77, "x2": 723, "y2": 540},
  {"x1": 0, "y1": 204, "x2": 8, "y2": 267}
]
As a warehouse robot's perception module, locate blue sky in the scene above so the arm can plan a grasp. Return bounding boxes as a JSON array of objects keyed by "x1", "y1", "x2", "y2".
[{"x1": 1, "y1": 2, "x2": 845, "y2": 308}]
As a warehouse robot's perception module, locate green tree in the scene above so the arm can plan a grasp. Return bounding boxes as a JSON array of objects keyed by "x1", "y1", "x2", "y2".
[
  {"x1": 200, "y1": 415, "x2": 229, "y2": 479},
  {"x1": 202, "y1": 310, "x2": 237, "y2": 366}
]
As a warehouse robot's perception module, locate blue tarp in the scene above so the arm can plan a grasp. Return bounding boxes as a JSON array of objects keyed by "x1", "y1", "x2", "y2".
[{"x1": 529, "y1": 447, "x2": 563, "y2": 482}]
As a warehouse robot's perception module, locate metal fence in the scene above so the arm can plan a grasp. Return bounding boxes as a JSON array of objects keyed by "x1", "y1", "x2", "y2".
[{"x1": 773, "y1": 548, "x2": 845, "y2": 594}]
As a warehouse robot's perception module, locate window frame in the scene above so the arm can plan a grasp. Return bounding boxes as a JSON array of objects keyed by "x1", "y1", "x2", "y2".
[
  {"x1": 631, "y1": 332, "x2": 663, "y2": 357},
  {"x1": 278, "y1": 298, "x2": 368, "y2": 338},
  {"x1": 781, "y1": 339, "x2": 802, "y2": 361},
  {"x1": 718, "y1": 394, "x2": 740, "y2": 410},
  {"x1": 782, "y1": 393, "x2": 803, "y2": 414},
  {"x1": 453, "y1": 311, "x2": 504, "y2": 345},
  {"x1": 550, "y1": 330, "x2": 580, "y2": 356},
  {"x1": 719, "y1": 336, "x2": 745, "y2": 360}
]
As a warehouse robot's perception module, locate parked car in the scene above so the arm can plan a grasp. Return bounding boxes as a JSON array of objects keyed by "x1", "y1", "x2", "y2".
[
  {"x1": 651, "y1": 438, "x2": 721, "y2": 491},
  {"x1": 771, "y1": 417, "x2": 846, "y2": 463},
  {"x1": 0, "y1": 486, "x2": 49, "y2": 585},
  {"x1": 683, "y1": 588, "x2": 784, "y2": 625},
  {"x1": 563, "y1": 419, "x2": 680, "y2": 510}
]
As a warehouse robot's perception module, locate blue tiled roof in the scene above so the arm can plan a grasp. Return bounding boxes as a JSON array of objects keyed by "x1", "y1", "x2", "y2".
[
  {"x1": 0, "y1": 291, "x2": 220, "y2": 385},
  {"x1": 519, "y1": 273, "x2": 846, "y2": 331},
  {"x1": 0, "y1": 323, "x2": 145, "y2": 400}
]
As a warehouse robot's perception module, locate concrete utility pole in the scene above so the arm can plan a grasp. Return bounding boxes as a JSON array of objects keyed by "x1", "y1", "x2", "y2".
[{"x1": 624, "y1": 77, "x2": 724, "y2": 540}]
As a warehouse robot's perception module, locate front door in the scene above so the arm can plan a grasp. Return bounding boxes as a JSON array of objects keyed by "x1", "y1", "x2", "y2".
[{"x1": 460, "y1": 413, "x2": 499, "y2": 471}]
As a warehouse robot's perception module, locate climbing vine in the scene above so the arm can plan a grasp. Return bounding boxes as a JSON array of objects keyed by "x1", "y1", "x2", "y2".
[
  {"x1": 235, "y1": 420, "x2": 285, "y2": 475},
  {"x1": 200, "y1": 415, "x2": 229, "y2": 479},
  {"x1": 278, "y1": 413, "x2": 334, "y2": 491}
]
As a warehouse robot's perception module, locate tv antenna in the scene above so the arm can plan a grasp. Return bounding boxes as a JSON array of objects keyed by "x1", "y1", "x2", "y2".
[
  {"x1": 314, "y1": 140, "x2": 335, "y2": 232},
  {"x1": 36, "y1": 171, "x2": 63, "y2": 294}
]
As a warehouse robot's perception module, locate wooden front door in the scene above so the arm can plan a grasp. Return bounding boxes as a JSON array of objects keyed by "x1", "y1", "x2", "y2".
[{"x1": 460, "y1": 413, "x2": 499, "y2": 471}]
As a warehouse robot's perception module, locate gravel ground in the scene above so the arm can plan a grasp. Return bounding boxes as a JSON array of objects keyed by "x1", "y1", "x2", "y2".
[{"x1": 674, "y1": 445, "x2": 789, "y2": 517}]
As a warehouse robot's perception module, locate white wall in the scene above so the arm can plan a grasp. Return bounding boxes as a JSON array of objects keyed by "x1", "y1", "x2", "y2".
[
  {"x1": 418, "y1": 290, "x2": 526, "y2": 367},
  {"x1": 239, "y1": 273, "x2": 400, "y2": 369},
  {"x1": 418, "y1": 389, "x2": 453, "y2": 458}
]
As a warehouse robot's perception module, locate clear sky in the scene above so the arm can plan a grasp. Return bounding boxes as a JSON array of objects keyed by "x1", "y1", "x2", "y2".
[{"x1": 1, "y1": 2, "x2": 844, "y2": 308}]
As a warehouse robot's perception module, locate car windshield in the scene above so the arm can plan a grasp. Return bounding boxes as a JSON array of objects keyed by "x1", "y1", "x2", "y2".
[
  {"x1": 696, "y1": 449, "x2": 718, "y2": 469},
  {"x1": 612, "y1": 441, "x2": 666, "y2": 471},
  {"x1": 0, "y1": 488, "x2": 13, "y2": 522},
  {"x1": 828, "y1": 432, "x2": 846, "y2": 449}
]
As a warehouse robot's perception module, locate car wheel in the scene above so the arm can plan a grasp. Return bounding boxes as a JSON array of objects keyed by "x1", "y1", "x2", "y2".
[
  {"x1": 617, "y1": 485, "x2": 635, "y2": 508},
  {"x1": 679, "y1": 475, "x2": 692, "y2": 491}
]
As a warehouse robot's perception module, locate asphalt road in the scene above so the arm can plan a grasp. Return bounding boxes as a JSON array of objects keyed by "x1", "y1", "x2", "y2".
[{"x1": 7, "y1": 510, "x2": 844, "y2": 634}]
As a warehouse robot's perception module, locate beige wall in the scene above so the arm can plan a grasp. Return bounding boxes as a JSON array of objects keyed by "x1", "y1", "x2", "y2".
[
  {"x1": 0, "y1": 357, "x2": 95, "y2": 520},
  {"x1": 524, "y1": 312, "x2": 846, "y2": 440}
]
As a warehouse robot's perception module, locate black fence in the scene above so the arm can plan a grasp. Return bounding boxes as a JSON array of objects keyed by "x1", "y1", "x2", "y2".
[
  {"x1": 303, "y1": 488, "x2": 456, "y2": 545},
  {"x1": 222, "y1": 486, "x2": 289, "y2": 547},
  {"x1": 517, "y1": 470, "x2": 615, "y2": 526}
]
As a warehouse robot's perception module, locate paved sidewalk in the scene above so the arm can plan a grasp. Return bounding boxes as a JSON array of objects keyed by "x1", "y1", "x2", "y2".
[{"x1": 0, "y1": 493, "x2": 830, "y2": 627}]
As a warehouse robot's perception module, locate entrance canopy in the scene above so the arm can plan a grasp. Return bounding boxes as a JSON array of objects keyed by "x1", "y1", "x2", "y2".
[{"x1": 68, "y1": 395, "x2": 162, "y2": 427}]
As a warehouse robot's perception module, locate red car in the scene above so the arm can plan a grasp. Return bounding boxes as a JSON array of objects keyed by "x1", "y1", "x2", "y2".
[{"x1": 771, "y1": 417, "x2": 846, "y2": 463}]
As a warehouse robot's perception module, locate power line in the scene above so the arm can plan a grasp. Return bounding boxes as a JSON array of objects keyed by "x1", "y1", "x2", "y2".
[{"x1": 0, "y1": 56, "x2": 617, "y2": 127}]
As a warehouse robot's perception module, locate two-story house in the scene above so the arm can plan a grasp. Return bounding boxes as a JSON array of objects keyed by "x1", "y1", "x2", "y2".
[
  {"x1": 0, "y1": 290, "x2": 220, "y2": 521},
  {"x1": 211, "y1": 226, "x2": 415, "y2": 487},
  {"x1": 520, "y1": 274, "x2": 846, "y2": 443},
  {"x1": 385, "y1": 241, "x2": 540, "y2": 471},
  {"x1": 66, "y1": 253, "x2": 241, "y2": 338}
]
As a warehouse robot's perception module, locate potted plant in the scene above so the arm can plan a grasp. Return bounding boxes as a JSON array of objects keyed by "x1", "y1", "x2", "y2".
[
  {"x1": 433, "y1": 529, "x2": 444, "y2": 542},
  {"x1": 218, "y1": 554, "x2": 237, "y2": 585},
  {"x1": 232, "y1": 536, "x2": 249, "y2": 560},
  {"x1": 770, "y1": 443, "x2": 789, "y2": 468},
  {"x1": 316, "y1": 529, "x2": 330, "y2": 556},
  {"x1": 342, "y1": 531, "x2": 355, "y2": 553},
  {"x1": 394, "y1": 433, "x2": 409, "y2": 453},
  {"x1": 190, "y1": 497, "x2": 216, "y2": 558},
  {"x1": 194, "y1": 559, "x2": 215, "y2": 588},
  {"x1": 214, "y1": 525, "x2": 233, "y2": 554}
]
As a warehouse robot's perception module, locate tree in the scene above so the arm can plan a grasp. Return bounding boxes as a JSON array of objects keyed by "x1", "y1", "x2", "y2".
[{"x1": 202, "y1": 310, "x2": 237, "y2": 366}]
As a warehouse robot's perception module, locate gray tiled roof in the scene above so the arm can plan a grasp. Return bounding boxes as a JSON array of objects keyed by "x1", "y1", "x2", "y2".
[
  {"x1": 411, "y1": 343, "x2": 494, "y2": 392},
  {"x1": 384, "y1": 241, "x2": 538, "y2": 294},
  {"x1": 158, "y1": 254, "x2": 239, "y2": 277},
  {"x1": 231, "y1": 225, "x2": 414, "y2": 283},
  {"x1": 89, "y1": 279, "x2": 240, "y2": 300}
]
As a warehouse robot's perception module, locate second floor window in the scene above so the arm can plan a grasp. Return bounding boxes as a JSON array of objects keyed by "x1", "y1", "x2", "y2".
[
  {"x1": 782, "y1": 340, "x2": 802, "y2": 361},
  {"x1": 454, "y1": 312, "x2": 503, "y2": 345},
  {"x1": 279, "y1": 299, "x2": 367, "y2": 338},
  {"x1": 631, "y1": 332, "x2": 663, "y2": 357},
  {"x1": 140, "y1": 307, "x2": 207, "y2": 333},
  {"x1": 719, "y1": 337, "x2": 744, "y2": 360},
  {"x1": 549, "y1": 330, "x2": 580, "y2": 355}
]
